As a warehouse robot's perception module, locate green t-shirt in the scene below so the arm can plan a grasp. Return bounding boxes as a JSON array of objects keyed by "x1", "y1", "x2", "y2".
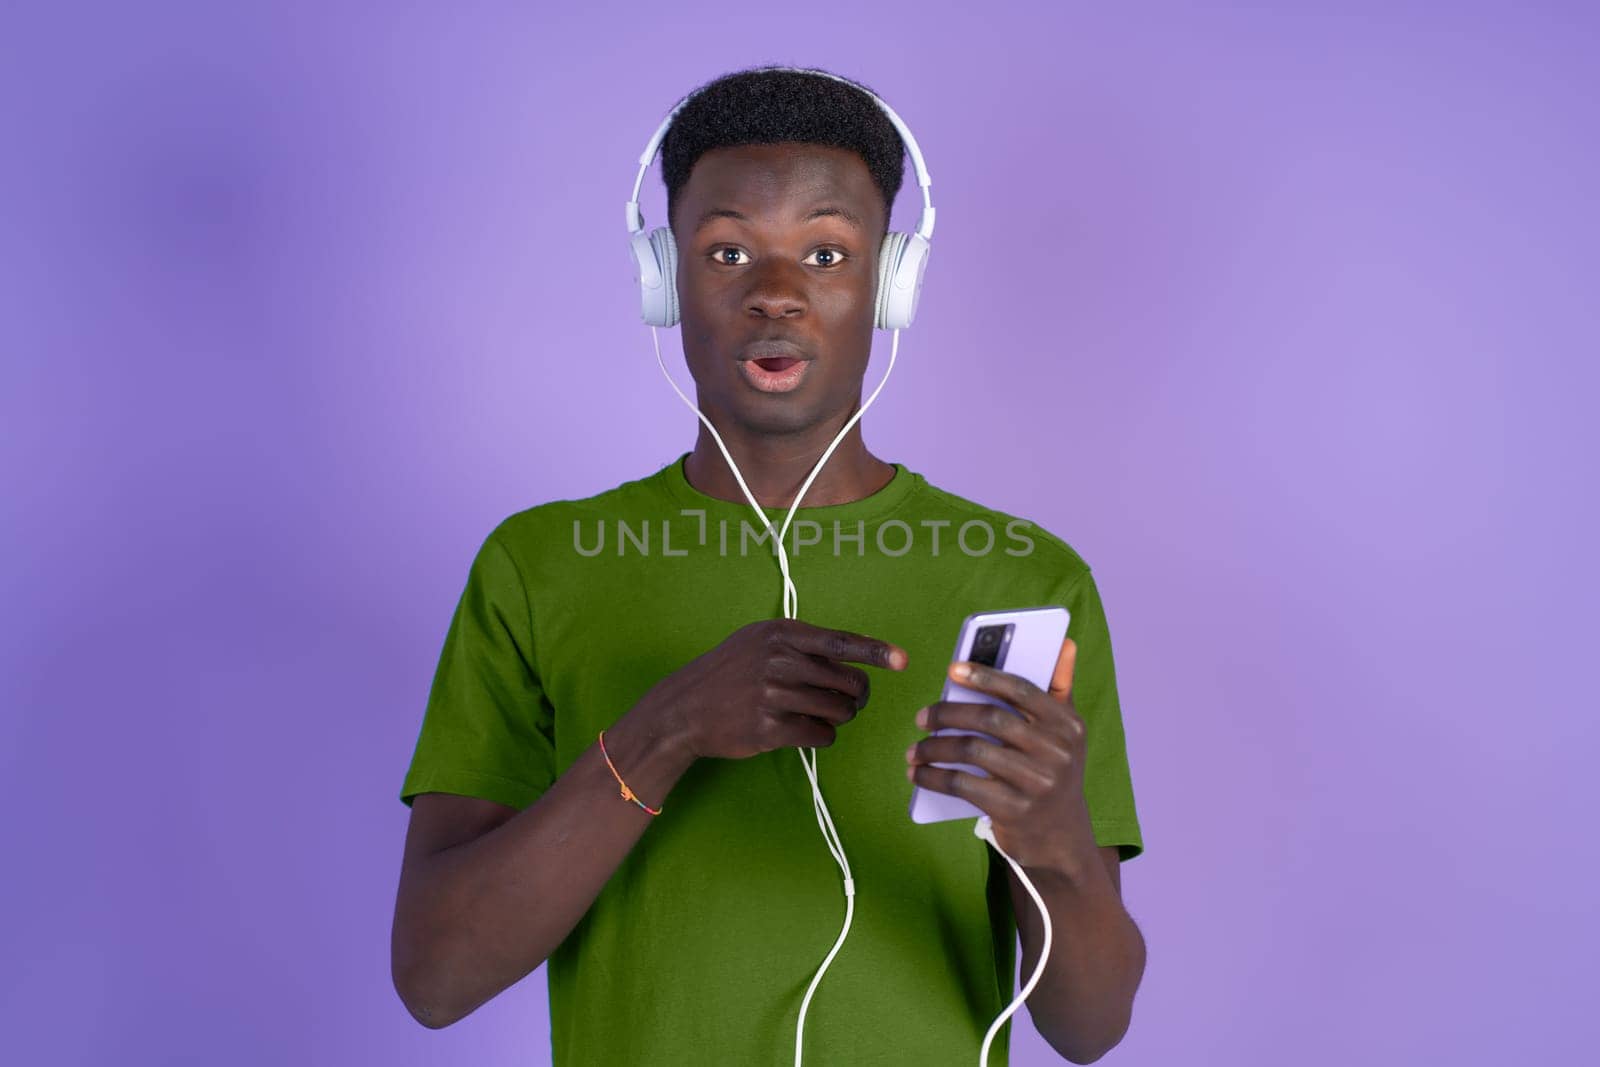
[{"x1": 400, "y1": 451, "x2": 1144, "y2": 1065}]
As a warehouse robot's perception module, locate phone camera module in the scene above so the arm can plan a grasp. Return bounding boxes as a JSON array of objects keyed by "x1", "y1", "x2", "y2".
[{"x1": 970, "y1": 624, "x2": 1013, "y2": 669}]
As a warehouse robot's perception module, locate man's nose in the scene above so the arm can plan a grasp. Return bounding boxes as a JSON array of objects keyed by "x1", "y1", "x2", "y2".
[{"x1": 745, "y1": 260, "x2": 807, "y2": 318}]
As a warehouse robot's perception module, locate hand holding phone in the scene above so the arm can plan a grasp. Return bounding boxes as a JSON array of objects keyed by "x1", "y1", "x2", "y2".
[{"x1": 907, "y1": 605, "x2": 1070, "y2": 825}]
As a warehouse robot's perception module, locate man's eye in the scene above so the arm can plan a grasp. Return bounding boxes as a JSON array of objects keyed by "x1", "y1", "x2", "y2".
[
  {"x1": 805, "y1": 248, "x2": 848, "y2": 268},
  {"x1": 711, "y1": 247, "x2": 749, "y2": 266}
]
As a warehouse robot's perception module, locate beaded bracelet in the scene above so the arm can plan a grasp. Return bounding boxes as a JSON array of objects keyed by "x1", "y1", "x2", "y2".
[{"x1": 598, "y1": 729, "x2": 662, "y2": 816}]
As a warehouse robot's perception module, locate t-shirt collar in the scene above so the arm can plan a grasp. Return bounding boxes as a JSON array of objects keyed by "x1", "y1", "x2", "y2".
[{"x1": 654, "y1": 450, "x2": 923, "y2": 524}]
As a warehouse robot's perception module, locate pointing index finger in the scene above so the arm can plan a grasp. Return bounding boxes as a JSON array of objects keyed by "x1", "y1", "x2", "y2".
[{"x1": 791, "y1": 623, "x2": 907, "y2": 670}]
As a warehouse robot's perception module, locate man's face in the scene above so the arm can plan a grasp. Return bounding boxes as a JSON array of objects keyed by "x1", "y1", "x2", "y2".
[{"x1": 671, "y1": 142, "x2": 886, "y2": 438}]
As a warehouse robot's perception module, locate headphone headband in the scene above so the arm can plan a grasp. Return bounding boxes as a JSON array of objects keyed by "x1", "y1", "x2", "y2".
[{"x1": 623, "y1": 65, "x2": 935, "y2": 242}]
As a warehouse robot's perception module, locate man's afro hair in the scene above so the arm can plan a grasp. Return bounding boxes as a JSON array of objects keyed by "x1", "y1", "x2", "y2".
[{"x1": 660, "y1": 66, "x2": 906, "y2": 238}]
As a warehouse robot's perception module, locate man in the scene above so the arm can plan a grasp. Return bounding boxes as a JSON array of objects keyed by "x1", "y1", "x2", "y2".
[{"x1": 392, "y1": 66, "x2": 1146, "y2": 1065}]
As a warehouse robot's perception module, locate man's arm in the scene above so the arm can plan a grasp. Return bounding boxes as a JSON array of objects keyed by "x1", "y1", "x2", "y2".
[
  {"x1": 390, "y1": 700, "x2": 695, "y2": 1029},
  {"x1": 1007, "y1": 844, "x2": 1146, "y2": 1064}
]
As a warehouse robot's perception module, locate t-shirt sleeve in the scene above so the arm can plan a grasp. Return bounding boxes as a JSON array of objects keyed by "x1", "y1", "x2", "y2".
[
  {"x1": 1061, "y1": 567, "x2": 1145, "y2": 862},
  {"x1": 399, "y1": 526, "x2": 557, "y2": 811}
]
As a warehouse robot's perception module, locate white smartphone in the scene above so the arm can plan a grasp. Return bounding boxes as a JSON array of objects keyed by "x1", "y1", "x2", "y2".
[{"x1": 908, "y1": 605, "x2": 1071, "y2": 825}]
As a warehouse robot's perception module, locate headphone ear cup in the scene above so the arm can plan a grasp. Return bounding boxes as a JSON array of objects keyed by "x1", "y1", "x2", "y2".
[
  {"x1": 650, "y1": 227, "x2": 680, "y2": 326},
  {"x1": 875, "y1": 231, "x2": 930, "y2": 330},
  {"x1": 629, "y1": 226, "x2": 680, "y2": 326},
  {"x1": 875, "y1": 232, "x2": 907, "y2": 331}
]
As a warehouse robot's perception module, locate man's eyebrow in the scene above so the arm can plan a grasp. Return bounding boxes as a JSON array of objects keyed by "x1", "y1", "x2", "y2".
[
  {"x1": 804, "y1": 206, "x2": 865, "y2": 231},
  {"x1": 693, "y1": 206, "x2": 865, "y2": 233}
]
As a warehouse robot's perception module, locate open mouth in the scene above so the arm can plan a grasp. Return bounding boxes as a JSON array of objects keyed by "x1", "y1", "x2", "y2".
[
  {"x1": 752, "y1": 356, "x2": 801, "y2": 372},
  {"x1": 738, "y1": 354, "x2": 812, "y2": 393}
]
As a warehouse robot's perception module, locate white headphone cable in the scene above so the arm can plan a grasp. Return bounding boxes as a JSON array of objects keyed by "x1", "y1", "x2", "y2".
[
  {"x1": 650, "y1": 324, "x2": 900, "y2": 1067},
  {"x1": 973, "y1": 815, "x2": 1054, "y2": 1066}
]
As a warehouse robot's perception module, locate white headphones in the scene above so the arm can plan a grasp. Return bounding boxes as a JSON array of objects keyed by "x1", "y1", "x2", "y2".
[{"x1": 625, "y1": 65, "x2": 937, "y2": 330}]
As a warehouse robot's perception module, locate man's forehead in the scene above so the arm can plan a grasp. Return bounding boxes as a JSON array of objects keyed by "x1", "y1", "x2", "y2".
[
  {"x1": 682, "y1": 144, "x2": 879, "y2": 228},
  {"x1": 693, "y1": 204, "x2": 867, "y2": 234}
]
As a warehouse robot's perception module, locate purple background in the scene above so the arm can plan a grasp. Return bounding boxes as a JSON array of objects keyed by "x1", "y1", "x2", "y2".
[{"x1": 4, "y1": 2, "x2": 1595, "y2": 1064}]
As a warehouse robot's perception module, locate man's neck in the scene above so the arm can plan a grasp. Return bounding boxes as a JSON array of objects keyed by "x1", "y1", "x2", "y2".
[{"x1": 682, "y1": 434, "x2": 895, "y2": 510}]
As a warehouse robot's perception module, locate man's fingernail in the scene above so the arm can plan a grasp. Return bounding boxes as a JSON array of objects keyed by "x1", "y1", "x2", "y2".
[
  {"x1": 951, "y1": 662, "x2": 972, "y2": 680},
  {"x1": 916, "y1": 707, "x2": 928, "y2": 728}
]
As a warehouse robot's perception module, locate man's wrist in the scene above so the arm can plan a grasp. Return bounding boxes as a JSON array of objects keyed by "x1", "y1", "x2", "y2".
[{"x1": 603, "y1": 701, "x2": 698, "y2": 806}]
